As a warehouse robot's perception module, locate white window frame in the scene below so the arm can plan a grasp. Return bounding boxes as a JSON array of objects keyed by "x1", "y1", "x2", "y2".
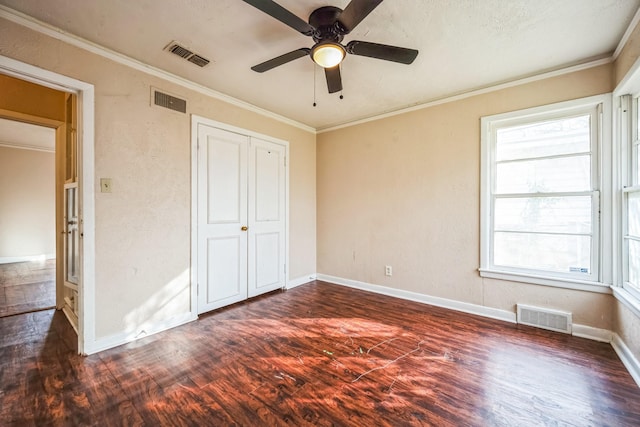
[
  {"x1": 480, "y1": 94, "x2": 612, "y2": 293},
  {"x1": 621, "y1": 94, "x2": 640, "y2": 302}
]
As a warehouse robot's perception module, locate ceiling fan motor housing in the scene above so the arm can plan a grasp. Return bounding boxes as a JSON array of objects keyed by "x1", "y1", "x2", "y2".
[{"x1": 309, "y1": 6, "x2": 345, "y2": 44}]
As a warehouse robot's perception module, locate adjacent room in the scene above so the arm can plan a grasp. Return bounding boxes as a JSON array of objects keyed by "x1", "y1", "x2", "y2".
[
  {"x1": 0, "y1": 119, "x2": 56, "y2": 317},
  {"x1": 2, "y1": 0, "x2": 640, "y2": 425}
]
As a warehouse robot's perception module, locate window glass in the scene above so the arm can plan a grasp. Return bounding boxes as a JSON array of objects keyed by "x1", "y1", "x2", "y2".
[
  {"x1": 496, "y1": 115, "x2": 590, "y2": 161},
  {"x1": 629, "y1": 191, "x2": 640, "y2": 236},
  {"x1": 496, "y1": 156, "x2": 591, "y2": 194},
  {"x1": 635, "y1": 147, "x2": 640, "y2": 185},
  {"x1": 494, "y1": 232, "x2": 591, "y2": 273},
  {"x1": 494, "y1": 196, "x2": 592, "y2": 234},
  {"x1": 629, "y1": 240, "x2": 640, "y2": 288}
]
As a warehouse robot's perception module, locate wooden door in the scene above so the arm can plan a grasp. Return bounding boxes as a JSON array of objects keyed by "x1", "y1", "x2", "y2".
[
  {"x1": 248, "y1": 137, "x2": 286, "y2": 297},
  {"x1": 61, "y1": 93, "x2": 79, "y2": 329},
  {"x1": 63, "y1": 182, "x2": 79, "y2": 322},
  {"x1": 196, "y1": 124, "x2": 287, "y2": 314},
  {"x1": 197, "y1": 125, "x2": 249, "y2": 313}
]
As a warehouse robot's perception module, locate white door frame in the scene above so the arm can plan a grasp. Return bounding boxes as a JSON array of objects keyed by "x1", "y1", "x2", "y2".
[
  {"x1": 0, "y1": 55, "x2": 95, "y2": 355},
  {"x1": 190, "y1": 115, "x2": 289, "y2": 314}
]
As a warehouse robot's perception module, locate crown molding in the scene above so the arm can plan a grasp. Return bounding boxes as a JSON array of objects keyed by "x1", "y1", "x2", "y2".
[
  {"x1": 614, "y1": 5, "x2": 640, "y2": 60},
  {"x1": 317, "y1": 56, "x2": 613, "y2": 133},
  {"x1": 0, "y1": 5, "x2": 316, "y2": 134}
]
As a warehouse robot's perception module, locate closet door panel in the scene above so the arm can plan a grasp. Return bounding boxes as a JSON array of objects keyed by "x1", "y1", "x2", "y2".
[
  {"x1": 248, "y1": 138, "x2": 286, "y2": 297},
  {"x1": 197, "y1": 125, "x2": 248, "y2": 313}
]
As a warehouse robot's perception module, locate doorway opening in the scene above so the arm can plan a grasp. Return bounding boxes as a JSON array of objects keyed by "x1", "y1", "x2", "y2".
[
  {"x1": 0, "y1": 119, "x2": 57, "y2": 317},
  {"x1": 0, "y1": 55, "x2": 95, "y2": 354}
]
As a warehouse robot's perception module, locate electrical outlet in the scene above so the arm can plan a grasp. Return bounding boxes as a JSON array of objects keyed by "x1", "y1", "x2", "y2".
[
  {"x1": 100, "y1": 178, "x2": 112, "y2": 193},
  {"x1": 385, "y1": 265, "x2": 392, "y2": 276}
]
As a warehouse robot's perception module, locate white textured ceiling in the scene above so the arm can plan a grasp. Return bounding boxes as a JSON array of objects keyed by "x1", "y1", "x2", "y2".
[{"x1": 1, "y1": 0, "x2": 639, "y2": 130}]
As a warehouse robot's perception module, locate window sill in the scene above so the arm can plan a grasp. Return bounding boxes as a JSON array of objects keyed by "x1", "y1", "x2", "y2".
[{"x1": 479, "y1": 268, "x2": 611, "y2": 294}]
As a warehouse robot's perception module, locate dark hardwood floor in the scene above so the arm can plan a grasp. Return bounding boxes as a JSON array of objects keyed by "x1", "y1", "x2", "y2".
[
  {"x1": 0, "y1": 259, "x2": 56, "y2": 318},
  {"x1": 1, "y1": 280, "x2": 639, "y2": 426}
]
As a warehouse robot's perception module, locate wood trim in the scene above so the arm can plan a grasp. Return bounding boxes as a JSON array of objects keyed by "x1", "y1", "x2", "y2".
[{"x1": 0, "y1": 108, "x2": 62, "y2": 128}]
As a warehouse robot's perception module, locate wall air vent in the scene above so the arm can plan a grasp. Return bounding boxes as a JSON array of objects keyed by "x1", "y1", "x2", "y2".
[
  {"x1": 517, "y1": 304, "x2": 572, "y2": 334},
  {"x1": 152, "y1": 88, "x2": 187, "y2": 114},
  {"x1": 164, "y1": 41, "x2": 211, "y2": 68}
]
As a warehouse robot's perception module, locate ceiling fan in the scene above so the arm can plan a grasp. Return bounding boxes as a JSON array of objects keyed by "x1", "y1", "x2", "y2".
[{"x1": 242, "y1": 0, "x2": 419, "y2": 94}]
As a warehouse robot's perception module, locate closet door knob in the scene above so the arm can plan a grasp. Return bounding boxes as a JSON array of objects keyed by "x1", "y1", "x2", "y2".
[{"x1": 241, "y1": 226, "x2": 248, "y2": 231}]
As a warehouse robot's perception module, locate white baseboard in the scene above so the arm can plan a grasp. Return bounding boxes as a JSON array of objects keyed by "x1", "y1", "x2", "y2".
[
  {"x1": 83, "y1": 311, "x2": 197, "y2": 355},
  {"x1": 0, "y1": 253, "x2": 55, "y2": 264},
  {"x1": 572, "y1": 324, "x2": 613, "y2": 342},
  {"x1": 611, "y1": 333, "x2": 640, "y2": 387},
  {"x1": 287, "y1": 274, "x2": 316, "y2": 289},
  {"x1": 316, "y1": 274, "x2": 516, "y2": 323}
]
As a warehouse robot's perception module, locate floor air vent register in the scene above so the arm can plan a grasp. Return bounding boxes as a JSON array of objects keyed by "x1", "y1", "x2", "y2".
[{"x1": 517, "y1": 304, "x2": 572, "y2": 334}]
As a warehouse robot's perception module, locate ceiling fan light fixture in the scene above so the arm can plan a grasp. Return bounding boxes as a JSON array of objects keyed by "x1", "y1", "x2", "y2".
[{"x1": 312, "y1": 42, "x2": 345, "y2": 68}]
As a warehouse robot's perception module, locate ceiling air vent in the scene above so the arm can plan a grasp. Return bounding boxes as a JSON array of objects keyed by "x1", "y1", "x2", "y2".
[
  {"x1": 152, "y1": 88, "x2": 187, "y2": 114},
  {"x1": 164, "y1": 41, "x2": 211, "y2": 67},
  {"x1": 188, "y1": 54, "x2": 210, "y2": 67}
]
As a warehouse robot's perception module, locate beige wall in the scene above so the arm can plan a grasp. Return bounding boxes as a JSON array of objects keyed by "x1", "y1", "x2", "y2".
[
  {"x1": 317, "y1": 64, "x2": 615, "y2": 329},
  {"x1": 0, "y1": 18, "x2": 316, "y2": 340},
  {"x1": 0, "y1": 146, "x2": 55, "y2": 259}
]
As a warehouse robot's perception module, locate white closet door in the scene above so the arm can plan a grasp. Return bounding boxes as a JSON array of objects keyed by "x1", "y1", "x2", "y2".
[
  {"x1": 197, "y1": 125, "x2": 248, "y2": 314},
  {"x1": 248, "y1": 137, "x2": 286, "y2": 298}
]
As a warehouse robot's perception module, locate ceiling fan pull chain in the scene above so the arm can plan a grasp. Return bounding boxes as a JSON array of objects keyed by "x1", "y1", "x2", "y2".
[
  {"x1": 313, "y1": 64, "x2": 317, "y2": 107},
  {"x1": 340, "y1": 63, "x2": 344, "y2": 99}
]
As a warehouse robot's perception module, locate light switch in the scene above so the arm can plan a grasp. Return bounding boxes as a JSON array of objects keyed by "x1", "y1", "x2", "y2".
[{"x1": 100, "y1": 178, "x2": 112, "y2": 193}]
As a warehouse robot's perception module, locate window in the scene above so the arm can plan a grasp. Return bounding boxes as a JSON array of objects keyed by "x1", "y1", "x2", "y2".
[
  {"x1": 480, "y1": 96, "x2": 607, "y2": 288},
  {"x1": 623, "y1": 95, "x2": 640, "y2": 298}
]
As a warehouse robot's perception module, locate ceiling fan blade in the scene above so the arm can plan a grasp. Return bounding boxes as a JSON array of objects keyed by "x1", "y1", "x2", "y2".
[
  {"x1": 338, "y1": 0, "x2": 383, "y2": 33},
  {"x1": 325, "y1": 66, "x2": 342, "y2": 94},
  {"x1": 251, "y1": 48, "x2": 310, "y2": 72},
  {"x1": 346, "y1": 40, "x2": 418, "y2": 64},
  {"x1": 242, "y1": 0, "x2": 315, "y2": 36}
]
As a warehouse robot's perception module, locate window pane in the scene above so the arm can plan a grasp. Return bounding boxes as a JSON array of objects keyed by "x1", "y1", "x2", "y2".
[
  {"x1": 496, "y1": 155, "x2": 591, "y2": 194},
  {"x1": 636, "y1": 146, "x2": 640, "y2": 185},
  {"x1": 496, "y1": 115, "x2": 590, "y2": 161},
  {"x1": 495, "y1": 196, "x2": 592, "y2": 234},
  {"x1": 494, "y1": 232, "x2": 591, "y2": 274},
  {"x1": 629, "y1": 191, "x2": 640, "y2": 237},
  {"x1": 630, "y1": 240, "x2": 640, "y2": 288}
]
